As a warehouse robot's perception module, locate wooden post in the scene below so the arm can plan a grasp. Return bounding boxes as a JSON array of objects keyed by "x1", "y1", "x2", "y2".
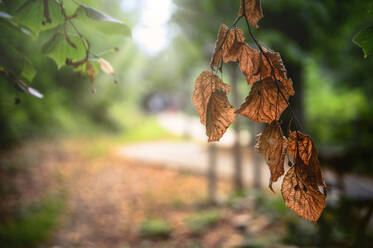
[
  {"x1": 231, "y1": 67, "x2": 244, "y2": 191},
  {"x1": 208, "y1": 143, "x2": 217, "y2": 204}
]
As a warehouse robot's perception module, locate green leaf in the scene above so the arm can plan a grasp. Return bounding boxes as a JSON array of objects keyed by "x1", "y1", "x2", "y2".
[
  {"x1": 63, "y1": 0, "x2": 80, "y2": 16},
  {"x1": 353, "y1": 25, "x2": 373, "y2": 58},
  {"x1": 0, "y1": 45, "x2": 25, "y2": 75},
  {"x1": 9, "y1": 0, "x2": 64, "y2": 35},
  {"x1": 62, "y1": 0, "x2": 97, "y2": 15},
  {"x1": 21, "y1": 58, "x2": 36, "y2": 82},
  {"x1": 3, "y1": 0, "x2": 28, "y2": 14},
  {"x1": 42, "y1": 32, "x2": 86, "y2": 68},
  {"x1": 0, "y1": 46, "x2": 36, "y2": 82},
  {"x1": 74, "y1": 4, "x2": 131, "y2": 37}
]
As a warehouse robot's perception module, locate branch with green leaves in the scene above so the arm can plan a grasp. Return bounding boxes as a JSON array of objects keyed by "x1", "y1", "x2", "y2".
[{"x1": 0, "y1": 0, "x2": 131, "y2": 100}]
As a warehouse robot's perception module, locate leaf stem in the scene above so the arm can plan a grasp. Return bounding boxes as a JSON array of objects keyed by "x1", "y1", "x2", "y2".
[
  {"x1": 241, "y1": 0, "x2": 304, "y2": 131},
  {"x1": 43, "y1": 0, "x2": 52, "y2": 24}
]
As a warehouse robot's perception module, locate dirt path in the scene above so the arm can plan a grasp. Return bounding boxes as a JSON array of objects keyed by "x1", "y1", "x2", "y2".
[
  {"x1": 117, "y1": 141, "x2": 272, "y2": 189},
  {"x1": 47, "y1": 142, "x2": 251, "y2": 248}
]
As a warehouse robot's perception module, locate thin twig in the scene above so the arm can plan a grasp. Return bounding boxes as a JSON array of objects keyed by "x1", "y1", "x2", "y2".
[{"x1": 241, "y1": 0, "x2": 304, "y2": 131}]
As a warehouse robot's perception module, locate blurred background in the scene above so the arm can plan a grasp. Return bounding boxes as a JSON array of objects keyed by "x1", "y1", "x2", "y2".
[{"x1": 1, "y1": 0, "x2": 373, "y2": 247}]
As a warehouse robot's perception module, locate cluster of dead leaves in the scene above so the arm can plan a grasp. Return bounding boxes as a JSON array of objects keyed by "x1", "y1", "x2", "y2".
[{"x1": 192, "y1": 0, "x2": 327, "y2": 223}]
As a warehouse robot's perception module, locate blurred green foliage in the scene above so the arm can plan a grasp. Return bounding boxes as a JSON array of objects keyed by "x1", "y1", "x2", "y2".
[
  {"x1": 139, "y1": 219, "x2": 172, "y2": 239},
  {"x1": 184, "y1": 210, "x2": 221, "y2": 235},
  {"x1": 0, "y1": 194, "x2": 65, "y2": 248}
]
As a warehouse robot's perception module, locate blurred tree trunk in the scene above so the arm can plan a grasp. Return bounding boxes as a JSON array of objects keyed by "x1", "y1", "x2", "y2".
[
  {"x1": 231, "y1": 67, "x2": 244, "y2": 192},
  {"x1": 208, "y1": 143, "x2": 217, "y2": 204},
  {"x1": 252, "y1": 122, "x2": 263, "y2": 190},
  {"x1": 287, "y1": 63, "x2": 306, "y2": 130}
]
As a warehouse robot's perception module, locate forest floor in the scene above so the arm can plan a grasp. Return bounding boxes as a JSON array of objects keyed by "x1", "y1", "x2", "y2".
[{"x1": 1, "y1": 138, "x2": 293, "y2": 248}]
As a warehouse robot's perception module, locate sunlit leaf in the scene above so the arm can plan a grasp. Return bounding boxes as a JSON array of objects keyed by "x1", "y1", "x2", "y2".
[
  {"x1": 42, "y1": 32, "x2": 86, "y2": 68},
  {"x1": 75, "y1": 4, "x2": 131, "y2": 37},
  {"x1": 6, "y1": 0, "x2": 64, "y2": 35}
]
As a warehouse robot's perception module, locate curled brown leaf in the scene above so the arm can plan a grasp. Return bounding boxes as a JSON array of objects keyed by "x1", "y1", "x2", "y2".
[
  {"x1": 86, "y1": 61, "x2": 95, "y2": 82},
  {"x1": 288, "y1": 131, "x2": 313, "y2": 165},
  {"x1": 192, "y1": 71, "x2": 231, "y2": 125},
  {"x1": 223, "y1": 28, "x2": 245, "y2": 63},
  {"x1": 238, "y1": 0, "x2": 263, "y2": 28},
  {"x1": 238, "y1": 44, "x2": 262, "y2": 85},
  {"x1": 236, "y1": 77, "x2": 295, "y2": 123},
  {"x1": 206, "y1": 90, "x2": 235, "y2": 142},
  {"x1": 211, "y1": 24, "x2": 246, "y2": 68},
  {"x1": 255, "y1": 121, "x2": 287, "y2": 191},
  {"x1": 281, "y1": 161, "x2": 326, "y2": 223},
  {"x1": 192, "y1": 71, "x2": 235, "y2": 141},
  {"x1": 238, "y1": 46, "x2": 287, "y2": 86},
  {"x1": 263, "y1": 49, "x2": 287, "y2": 82}
]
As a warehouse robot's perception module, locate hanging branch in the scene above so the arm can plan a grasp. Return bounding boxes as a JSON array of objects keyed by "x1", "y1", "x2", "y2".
[
  {"x1": 192, "y1": 0, "x2": 327, "y2": 223},
  {"x1": 241, "y1": 0, "x2": 303, "y2": 130}
]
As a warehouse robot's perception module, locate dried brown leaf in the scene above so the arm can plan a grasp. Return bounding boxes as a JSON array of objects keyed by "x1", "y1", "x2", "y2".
[
  {"x1": 192, "y1": 71, "x2": 231, "y2": 126},
  {"x1": 307, "y1": 146, "x2": 328, "y2": 194},
  {"x1": 288, "y1": 131, "x2": 313, "y2": 165},
  {"x1": 206, "y1": 90, "x2": 235, "y2": 142},
  {"x1": 264, "y1": 50, "x2": 287, "y2": 81},
  {"x1": 98, "y1": 58, "x2": 114, "y2": 75},
  {"x1": 210, "y1": 24, "x2": 228, "y2": 68},
  {"x1": 211, "y1": 25, "x2": 246, "y2": 68},
  {"x1": 238, "y1": 46, "x2": 287, "y2": 85},
  {"x1": 281, "y1": 162, "x2": 326, "y2": 223},
  {"x1": 223, "y1": 28, "x2": 245, "y2": 63},
  {"x1": 255, "y1": 121, "x2": 287, "y2": 191},
  {"x1": 238, "y1": 44, "x2": 262, "y2": 85},
  {"x1": 238, "y1": 0, "x2": 263, "y2": 28},
  {"x1": 86, "y1": 61, "x2": 95, "y2": 82},
  {"x1": 236, "y1": 77, "x2": 295, "y2": 123}
]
